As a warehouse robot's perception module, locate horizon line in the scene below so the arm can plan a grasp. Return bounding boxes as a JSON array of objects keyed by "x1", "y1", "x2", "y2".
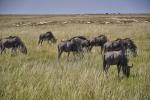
[{"x1": 0, "y1": 13, "x2": 150, "y2": 16}]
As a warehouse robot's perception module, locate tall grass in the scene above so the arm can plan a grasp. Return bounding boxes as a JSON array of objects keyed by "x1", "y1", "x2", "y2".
[{"x1": 0, "y1": 15, "x2": 150, "y2": 100}]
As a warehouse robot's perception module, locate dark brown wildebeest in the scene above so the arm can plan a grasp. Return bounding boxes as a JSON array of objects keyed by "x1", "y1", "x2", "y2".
[
  {"x1": 0, "y1": 36, "x2": 27, "y2": 54},
  {"x1": 103, "y1": 49, "x2": 133, "y2": 78},
  {"x1": 69, "y1": 36, "x2": 91, "y2": 51},
  {"x1": 58, "y1": 38, "x2": 83, "y2": 59},
  {"x1": 103, "y1": 38, "x2": 137, "y2": 57},
  {"x1": 89, "y1": 35, "x2": 108, "y2": 53},
  {"x1": 38, "y1": 31, "x2": 57, "y2": 45}
]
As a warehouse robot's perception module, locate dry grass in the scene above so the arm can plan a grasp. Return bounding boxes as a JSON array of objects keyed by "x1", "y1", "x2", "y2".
[{"x1": 0, "y1": 14, "x2": 150, "y2": 100}]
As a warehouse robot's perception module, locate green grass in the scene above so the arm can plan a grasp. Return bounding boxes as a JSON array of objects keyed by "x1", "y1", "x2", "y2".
[{"x1": 0, "y1": 15, "x2": 150, "y2": 100}]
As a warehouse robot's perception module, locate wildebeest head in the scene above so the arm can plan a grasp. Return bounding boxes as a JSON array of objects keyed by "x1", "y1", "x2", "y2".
[
  {"x1": 47, "y1": 31, "x2": 57, "y2": 43},
  {"x1": 38, "y1": 31, "x2": 57, "y2": 44},
  {"x1": 15, "y1": 37, "x2": 27, "y2": 54},
  {"x1": 51, "y1": 37, "x2": 57, "y2": 43},
  {"x1": 19, "y1": 43, "x2": 27, "y2": 54},
  {"x1": 123, "y1": 38, "x2": 137, "y2": 57}
]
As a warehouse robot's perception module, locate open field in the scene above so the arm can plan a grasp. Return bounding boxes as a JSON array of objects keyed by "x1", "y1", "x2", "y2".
[{"x1": 0, "y1": 14, "x2": 150, "y2": 100}]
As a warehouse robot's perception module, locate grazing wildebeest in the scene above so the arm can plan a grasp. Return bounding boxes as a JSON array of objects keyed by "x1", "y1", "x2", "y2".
[
  {"x1": 103, "y1": 38, "x2": 137, "y2": 57},
  {"x1": 89, "y1": 35, "x2": 108, "y2": 53},
  {"x1": 38, "y1": 31, "x2": 57, "y2": 45},
  {"x1": 58, "y1": 38, "x2": 83, "y2": 59},
  {"x1": 0, "y1": 36, "x2": 27, "y2": 54},
  {"x1": 69, "y1": 36, "x2": 91, "y2": 51},
  {"x1": 103, "y1": 49, "x2": 133, "y2": 78}
]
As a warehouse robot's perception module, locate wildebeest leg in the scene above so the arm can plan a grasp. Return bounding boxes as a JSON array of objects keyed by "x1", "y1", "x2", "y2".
[
  {"x1": 11, "y1": 48, "x2": 17, "y2": 55},
  {"x1": 3, "y1": 49, "x2": 6, "y2": 54},
  {"x1": 78, "y1": 47, "x2": 84, "y2": 58},
  {"x1": 80, "y1": 51, "x2": 84, "y2": 58},
  {"x1": 122, "y1": 65, "x2": 130, "y2": 78},
  {"x1": 126, "y1": 66, "x2": 130, "y2": 78},
  {"x1": 87, "y1": 47, "x2": 91, "y2": 52},
  {"x1": 117, "y1": 64, "x2": 121, "y2": 77},
  {"x1": 72, "y1": 52, "x2": 75, "y2": 56},
  {"x1": 40, "y1": 40, "x2": 43, "y2": 45},
  {"x1": 38, "y1": 39, "x2": 43, "y2": 45},
  {"x1": 58, "y1": 50, "x2": 63, "y2": 59},
  {"x1": 105, "y1": 65, "x2": 110, "y2": 78},
  {"x1": 125, "y1": 50, "x2": 128, "y2": 57},
  {"x1": 67, "y1": 52, "x2": 70, "y2": 61},
  {"x1": 47, "y1": 40, "x2": 51, "y2": 44},
  {"x1": 1, "y1": 47, "x2": 5, "y2": 54},
  {"x1": 101, "y1": 46, "x2": 104, "y2": 55},
  {"x1": 103, "y1": 60, "x2": 105, "y2": 71},
  {"x1": 72, "y1": 52, "x2": 77, "y2": 60},
  {"x1": 38, "y1": 39, "x2": 41, "y2": 45},
  {"x1": 11, "y1": 48, "x2": 14, "y2": 55},
  {"x1": 89, "y1": 46, "x2": 93, "y2": 51},
  {"x1": 103, "y1": 60, "x2": 107, "y2": 77}
]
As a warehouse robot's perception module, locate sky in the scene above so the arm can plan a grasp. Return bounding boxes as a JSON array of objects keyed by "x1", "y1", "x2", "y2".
[{"x1": 0, "y1": 0, "x2": 150, "y2": 14}]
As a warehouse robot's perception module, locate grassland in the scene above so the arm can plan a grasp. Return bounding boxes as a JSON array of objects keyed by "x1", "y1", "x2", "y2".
[{"x1": 0, "y1": 14, "x2": 150, "y2": 100}]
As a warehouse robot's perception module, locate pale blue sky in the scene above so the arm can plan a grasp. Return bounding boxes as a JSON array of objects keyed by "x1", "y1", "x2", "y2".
[{"x1": 0, "y1": 0, "x2": 150, "y2": 14}]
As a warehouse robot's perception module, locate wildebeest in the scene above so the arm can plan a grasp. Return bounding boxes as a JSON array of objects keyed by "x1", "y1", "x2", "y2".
[
  {"x1": 69, "y1": 36, "x2": 91, "y2": 51},
  {"x1": 103, "y1": 38, "x2": 137, "y2": 57},
  {"x1": 0, "y1": 36, "x2": 27, "y2": 54},
  {"x1": 89, "y1": 35, "x2": 108, "y2": 53},
  {"x1": 38, "y1": 31, "x2": 57, "y2": 45},
  {"x1": 103, "y1": 49, "x2": 133, "y2": 78},
  {"x1": 58, "y1": 38, "x2": 83, "y2": 59}
]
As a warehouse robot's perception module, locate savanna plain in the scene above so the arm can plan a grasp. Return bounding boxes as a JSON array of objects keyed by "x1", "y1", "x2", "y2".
[{"x1": 0, "y1": 14, "x2": 150, "y2": 100}]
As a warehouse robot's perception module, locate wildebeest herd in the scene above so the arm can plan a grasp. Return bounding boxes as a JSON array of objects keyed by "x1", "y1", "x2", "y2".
[{"x1": 0, "y1": 31, "x2": 137, "y2": 78}]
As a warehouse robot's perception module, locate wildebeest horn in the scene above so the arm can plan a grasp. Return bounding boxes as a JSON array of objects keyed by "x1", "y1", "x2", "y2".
[{"x1": 128, "y1": 64, "x2": 133, "y2": 68}]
